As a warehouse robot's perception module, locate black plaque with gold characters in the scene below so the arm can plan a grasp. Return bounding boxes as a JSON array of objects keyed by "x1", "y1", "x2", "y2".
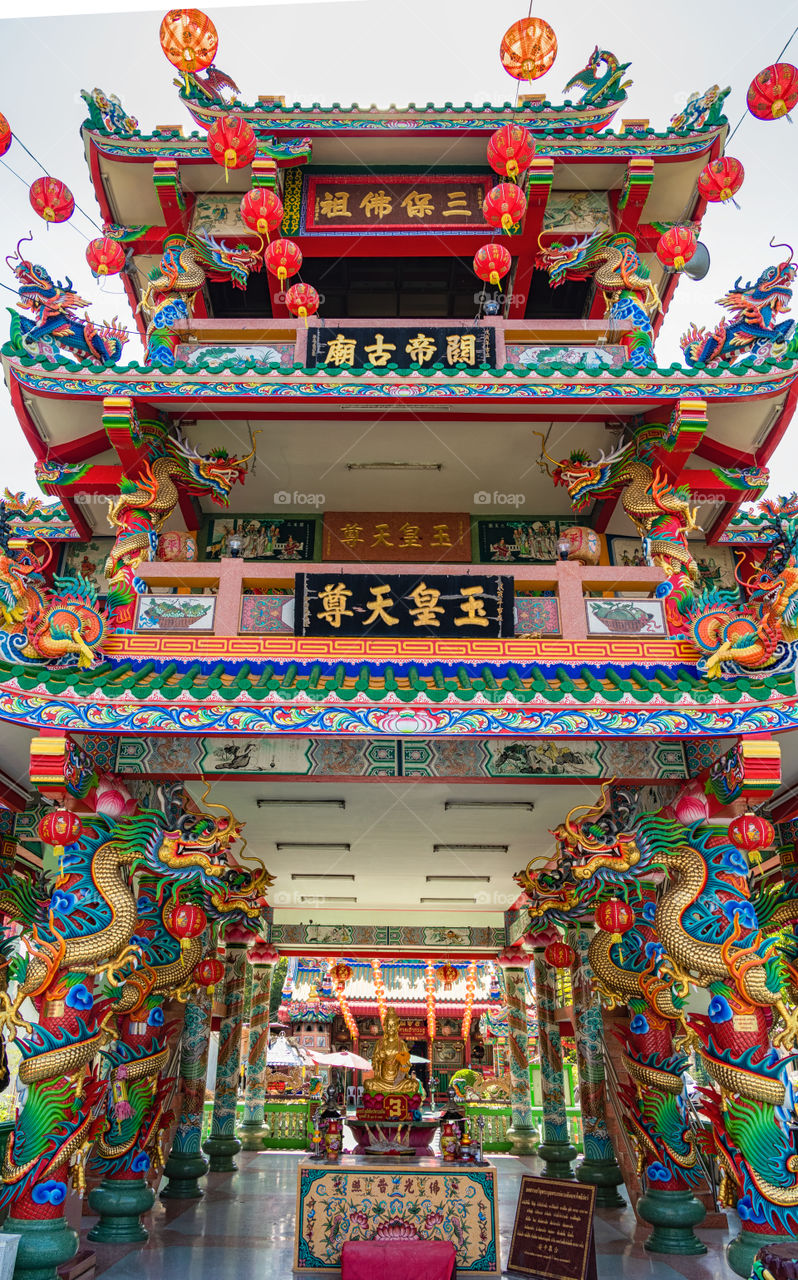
[
  {"x1": 295, "y1": 572, "x2": 513, "y2": 638},
  {"x1": 507, "y1": 1176, "x2": 597, "y2": 1280}
]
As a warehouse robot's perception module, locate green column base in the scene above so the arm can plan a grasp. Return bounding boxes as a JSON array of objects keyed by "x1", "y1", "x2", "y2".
[
  {"x1": 536, "y1": 1139, "x2": 578, "y2": 1179},
  {"x1": 3, "y1": 1214, "x2": 78, "y2": 1280},
  {"x1": 202, "y1": 1133, "x2": 241, "y2": 1173},
  {"x1": 238, "y1": 1120, "x2": 269, "y2": 1152},
  {"x1": 160, "y1": 1150, "x2": 209, "y2": 1200},
  {"x1": 638, "y1": 1187, "x2": 706, "y2": 1255},
  {"x1": 87, "y1": 1175, "x2": 154, "y2": 1244},
  {"x1": 576, "y1": 1157, "x2": 626, "y2": 1208},
  {"x1": 726, "y1": 1230, "x2": 792, "y2": 1279},
  {"x1": 507, "y1": 1124, "x2": 538, "y2": 1156}
]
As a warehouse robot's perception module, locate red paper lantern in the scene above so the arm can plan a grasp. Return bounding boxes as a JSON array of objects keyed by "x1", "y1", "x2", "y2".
[
  {"x1": 0, "y1": 114, "x2": 11, "y2": 159},
  {"x1": 86, "y1": 236, "x2": 126, "y2": 278},
  {"x1": 437, "y1": 962, "x2": 458, "y2": 991},
  {"x1": 285, "y1": 282, "x2": 320, "y2": 322},
  {"x1": 656, "y1": 226, "x2": 698, "y2": 272},
  {"x1": 747, "y1": 63, "x2": 798, "y2": 121},
  {"x1": 195, "y1": 954, "x2": 225, "y2": 989},
  {"x1": 240, "y1": 187, "x2": 284, "y2": 237},
  {"x1": 473, "y1": 242, "x2": 512, "y2": 288},
  {"x1": 728, "y1": 811, "x2": 774, "y2": 864},
  {"x1": 544, "y1": 941, "x2": 575, "y2": 969},
  {"x1": 207, "y1": 115, "x2": 257, "y2": 181},
  {"x1": 264, "y1": 237, "x2": 303, "y2": 286},
  {"x1": 159, "y1": 8, "x2": 218, "y2": 74},
  {"x1": 594, "y1": 898, "x2": 635, "y2": 942},
  {"x1": 500, "y1": 17, "x2": 558, "y2": 82},
  {"x1": 29, "y1": 177, "x2": 74, "y2": 224},
  {"x1": 168, "y1": 902, "x2": 207, "y2": 942},
  {"x1": 483, "y1": 182, "x2": 527, "y2": 233},
  {"x1": 487, "y1": 125, "x2": 535, "y2": 180},
  {"x1": 697, "y1": 157, "x2": 744, "y2": 206},
  {"x1": 38, "y1": 808, "x2": 83, "y2": 848},
  {"x1": 329, "y1": 961, "x2": 352, "y2": 986}
]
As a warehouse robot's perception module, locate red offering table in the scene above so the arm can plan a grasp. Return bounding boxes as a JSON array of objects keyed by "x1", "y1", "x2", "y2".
[{"x1": 341, "y1": 1239, "x2": 456, "y2": 1279}]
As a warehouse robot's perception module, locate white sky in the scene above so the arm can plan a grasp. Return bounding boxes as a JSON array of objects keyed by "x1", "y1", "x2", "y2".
[{"x1": 1, "y1": 1, "x2": 797, "y2": 497}]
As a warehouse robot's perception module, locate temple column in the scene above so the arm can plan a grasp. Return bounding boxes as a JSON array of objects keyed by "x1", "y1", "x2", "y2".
[
  {"x1": 239, "y1": 943, "x2": 279, "y2": 1151},
  {"x1": 532, "y1": 952, "x2": 577, "y2": 1178},
  {"x1": 567, "y1": 928, "x2": 625, "y2": 1206},
  {"x1": 160, "y1": 988, "x2": 212, "y2": 1199},
  {"x1": 202, "y1": 925, "x2": 254, "y2": 1172},
  {"x1": 497, "y1": 953, "x2": 536, "y2": 1155}
]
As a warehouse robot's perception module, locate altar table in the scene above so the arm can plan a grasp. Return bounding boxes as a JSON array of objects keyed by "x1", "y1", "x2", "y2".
[
  {"x1": 341, "y1": 1239, "x2": 456, "y2": 1279},
  {"x1": 294, "y1": 1155, "x2": 499, "y2": 1275}
]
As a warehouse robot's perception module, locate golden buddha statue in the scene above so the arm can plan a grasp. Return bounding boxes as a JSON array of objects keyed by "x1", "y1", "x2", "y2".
[{"x1": 364, "y1": 1006, "x2": 418, "y2": 1096}]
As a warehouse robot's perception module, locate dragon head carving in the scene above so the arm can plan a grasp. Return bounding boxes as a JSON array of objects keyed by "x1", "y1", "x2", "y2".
[
  {"x1": 551, "y1": 441, "x2": 632, "y2": 511},
  {"x1": 167, "y1": 434, "x2": 257, "y2": 505}
]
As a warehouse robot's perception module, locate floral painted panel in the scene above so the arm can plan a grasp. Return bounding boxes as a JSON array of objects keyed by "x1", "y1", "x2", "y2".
[{"x1": 295, "y1": 1160, "x2": 499, "y2": 1273}]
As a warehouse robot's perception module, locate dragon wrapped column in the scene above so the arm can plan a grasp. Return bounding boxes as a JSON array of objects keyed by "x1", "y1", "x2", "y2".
[
  {"x1": 160, "y1": 988, "x2": 213, "y2": 1199},
  {"x1": 202, "y1": 925, "x2": 254, "y2": 1172},
  {"x1": 239, "y1": 948, "x2": 279, "y2": 1151},
  {"x1": 532, "y1": 952, "x2": 577, "y2": 1178},
  {"x1": 567, "y1": 928, "x2": 625, "y2": 1205},
  {"x1": 496, "y1": 959, "x2": 537, "y2": 1155}
]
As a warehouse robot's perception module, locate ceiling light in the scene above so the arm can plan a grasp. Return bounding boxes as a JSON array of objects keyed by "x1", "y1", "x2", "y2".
[
  {"x1": 433, "y1": 844, "x2": 508, "y2": 854},
  {"x1": 444, "y1": 801, "x2": 534, "y2": 812},
  {"x1": 426, "y1": 875, "x2": 491, "y2": 883},
  {"x1": 276, "y1": 842, "x2": 351, "y2": 852},
  {"x1": 291, "y1": 873, "x2": 355, "y2": 881},
  {"x1": 346, "y1": 462, "x2": 443, "y2": 471},
  {"x1": 298, "y1": 895, "x2": 358, "y2": 903},
  {"x1": 257, "y1": 799, "x2": 345, "y2": 809},
  {"x1": 420, "y1": 897, "x2": 477, "y2": 904}
]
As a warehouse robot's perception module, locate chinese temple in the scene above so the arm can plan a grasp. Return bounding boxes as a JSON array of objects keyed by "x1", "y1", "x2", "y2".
[{"x1": 0, "y1": 5, "x2": 797, "y2": 1280}]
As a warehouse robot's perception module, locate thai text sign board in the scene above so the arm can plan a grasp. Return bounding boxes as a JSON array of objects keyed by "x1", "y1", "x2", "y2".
[
  {"x1": 323, "y1": 512, "x2": 471, "y2": 563},
  {"x1": 305, "y1": 174, "x2": 490, "y2": 231},
  {"x1": 295, "y1": 573, "x2": 513, "y2": 638},
  {"x1": 508, "y1": 1176, "x2": 597, "y2": 1280},
  {"x1": 309, "y1": 326, "x2": 496, "y2": 370}
]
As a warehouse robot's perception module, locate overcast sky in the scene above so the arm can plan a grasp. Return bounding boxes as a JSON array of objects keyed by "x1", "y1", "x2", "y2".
[{"x1": 1, "y1": 1, "x2": 797, "y2": 498}]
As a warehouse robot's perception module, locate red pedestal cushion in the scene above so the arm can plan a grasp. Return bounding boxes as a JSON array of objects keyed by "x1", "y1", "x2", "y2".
[{"x1": 341, "y1": 1240, "x2": 456, "y2": 1279}]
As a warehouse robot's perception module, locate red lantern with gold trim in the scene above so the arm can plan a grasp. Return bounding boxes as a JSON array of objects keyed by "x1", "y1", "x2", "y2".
[
  {"x1": 240, "y1": 188, "x2": 284, "y2": 238},
  {"x1": 285, "y1": 282, "x2": 320, "y2": 324},
  {"x1": 594, "y1": 898, "x2": 635, "y2": 943},
  {"x1": 487, "y1": 124, "x2": 535, "y2": 180},
  {"x1": 697, "y1": 157, "x2": 744, "y2": 206},
  {"x1": 0, "y1": 114, "x2": 11, "y2": 159},
  {"x1": 656, "y1": 226, "x2": 698, "y2": 272},
  {"x1": 29, "y1": 177, "x2": 74, "y2": 224},
  {"x1": 168, "y1": 902, "x2": 207, "y2": 952},
  {"x1": 500, "y1": 17, "x2": 558, "y2": 82},
  {"x1": 544, "y1": 941, "x2": 575, "y2": 969},
  {"x1": 38, "y1": 808, "x2": 83, "y2": 849},
  {"x1": 473, "y1": 242, "x2": 512, "y2": 288},
  {"x1": 437, "y1": 962, "x2": 458, "y2": 991},
  {"x1": 728, "y1": 811, "x2": 774, "y2": 866},
  {"x1": 159, "y1": 8, "x2": 218, "y2": 75},
  {"x1": 483, "y1": 182, "x2": 527, "y2": 234},
  {"x1": 207, "y1": 115, "x2": 257, "y2": 182},
  {"x1": 329, "y1": 961, "x2": 352, "y2": 987},
  {"x1": 86, "y1": 236, "x2": 126, "y2": 278},
  {"x1": 264, "y1": 237, "x2": 303, "y2": 287},
  {"x1": 195, "y1": 954, "x2": 225, "y2": 990},
  {"x1": 747, "y1": 63, "x2": 798, "y2": 121}
]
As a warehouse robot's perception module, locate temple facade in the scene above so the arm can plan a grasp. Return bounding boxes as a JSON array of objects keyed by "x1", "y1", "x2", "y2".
[{"x1": 0, "y1": 7, "x2": 797, "y2": 1280}]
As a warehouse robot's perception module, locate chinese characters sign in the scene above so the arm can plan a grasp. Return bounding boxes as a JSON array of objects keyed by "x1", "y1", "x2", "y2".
[
  {"x1": 305, "y1": 175, "x2": 490, "y2": 231},
  {"x1": 323, "y1": 512, "x2": 470, "y2": 563},
  {"x1": 309, "y1": 326, "x2": 496, "y2": 370},
  {"x1": 295, "y1": 573, "x2": 513, "y2": 638}
]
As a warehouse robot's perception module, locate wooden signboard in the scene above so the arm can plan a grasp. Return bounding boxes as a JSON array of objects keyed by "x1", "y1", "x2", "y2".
[
  {"x1": 507, "y1": 1176, "x2": 597, "y2": 1280},
  {"x1": 323, "y1": 511, "x2": 471, "y2": 563},
  {"x1": 305, "y1": 174, "x2": 490, "y2": 231},
  {"x1": 295, "y1": 572, "x2": 513, "y2": 638}
]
